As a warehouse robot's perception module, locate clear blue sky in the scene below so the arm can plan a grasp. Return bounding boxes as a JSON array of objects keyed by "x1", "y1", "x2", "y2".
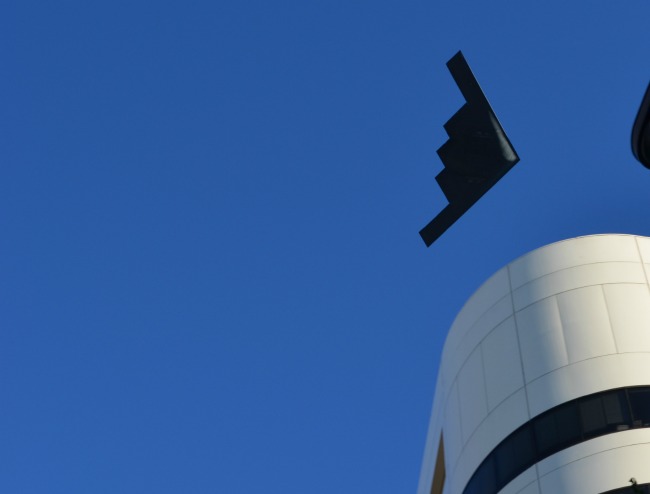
[{"x1": 2, "y1": 1, "x2": 650, "y2": 493}]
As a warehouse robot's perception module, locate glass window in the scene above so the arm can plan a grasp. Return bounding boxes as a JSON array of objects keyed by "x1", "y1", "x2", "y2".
[
  {"x1": 629, "y1": 387, "x2": 650, "y2": 426},
  {"x1": 462, "y1": 387, "x2": 650, "y2": 494},
  {"x1": 533, "y1": 412, "x2": 556, "y2": 455},
  {"x1": 534, "y1": 402, "x2": 580, "y2": 456},
  {"x1": 494, "y1": 425, "x2": 535, "y2": 488},
  {"x1": 555, "y1": 403, "x2": 582, "y2": 446},
  {"x1": 472, "y1": 455, "x2": 496, "y2": 494},
  {"x1": 580, "y1": 390, "x2": 630, "y2": 438},
  {"x1": 464, "y1": 455, "x2": 496, "y2": 494},
  {"x1": 580, "y1": 395, "x2": 608, "y2": 436},
  {"x1": 603, "y1": 390, "x2": 628, "y2": 425}
]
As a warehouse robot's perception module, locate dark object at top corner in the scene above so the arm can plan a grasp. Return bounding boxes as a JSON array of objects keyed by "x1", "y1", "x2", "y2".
[
  {"x1": 419, "y1": 51, "x2": 519, "y2": 247},
  {"x1": 632, "y1": 82, "x2": 650, "y2": 169}
]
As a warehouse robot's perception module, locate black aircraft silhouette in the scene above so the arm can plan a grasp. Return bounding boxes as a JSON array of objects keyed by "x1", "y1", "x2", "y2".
[
  {"x1": 420, "y1": 52, "x2": 520, "y2": 247},
  {"x1": 632, "y1": 82, "x2": 650, "y2": 169}
]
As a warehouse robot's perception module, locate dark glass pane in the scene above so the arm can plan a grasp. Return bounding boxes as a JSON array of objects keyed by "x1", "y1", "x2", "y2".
[
  {"x1": 554, "y1": 402, "x2": 581, "y2": 446},
  {"x1": 629, "y1": 387, "x2": 650, "y2": 426},
  {"x1": 495, "y1": 425, "x2": 535, "y2": 489},
  {"x1": 509, "y1": 426, "x2": 535, "y2": 472},
  {"x1": 533, "y1": 413, "x2": 557, "y2": 455},
  {"x1": 472, "y1": 455, "x2": 496, "y2": 494},
  {"x1": 493, "y1": 440, "x2": 509, "y2": 486},
  {"x1": 580, "y1": 395, "x2": 607, "y2": 436},
  {"x1": 462, "y1": 387, "x2": 646, "y2": 494},
  {"x1": 494, "y1": 437, "x2": 516, "y2": 488},
  {"x1": 603, "y1": 391, "x2": 626, "y2": 423},
  {"x1": 463, "y1": 477, "x2": 478, "y2": 494},
  {"x1": 603, "y1": 390, "x2": 631, "y2": 430},
  {"x1": 578, "y1": 391, "x2": 629, "y2": 438},
  {"x1": 463, "y1": 476, "x2": 480, "y2": 494},
  {"x1": 535, "y1": 402, "x2": 581, "y2": 456}
]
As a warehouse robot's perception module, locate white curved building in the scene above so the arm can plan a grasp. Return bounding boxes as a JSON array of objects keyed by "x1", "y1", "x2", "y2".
[{"x1": 418, "y1": 234, "x2": 650, "y2": 494}]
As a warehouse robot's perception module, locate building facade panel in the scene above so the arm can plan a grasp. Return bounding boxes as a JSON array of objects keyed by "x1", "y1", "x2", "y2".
[
  {"x1": 536, "y1": 428, "x2": 650, "y2": 478},
  {"x1": 515, "y1": 296, "x2": 567, "y2": 382},
  {"x1": 507, "y1": 235, "x2": 640, "y2": 289},
  {"x1": 514, "y1": 479, "x2": 540, "y2": 494},
  {"x1": 449, "y1": 388, "x2": 530, "y2": 494},
  {"x1": 511, "y1": 261, "x2": 646, "y2": 311},
  {"x1": 441, "y1": 292, "x2": 513, "y2": 400},
  {"x1": 444, "y1": 382, "x2": 463, "y2": 468},
  {"x1": 458, "y1": 347, "x2": 489, "y2": 444},
  {"x1": 525, "y1": 354, "x2": 636, "y2": 416},
  {"x1": 634, "y1": 236, "x2": 650, "y2": 263},
  {"x1": 481, "y1": 317, "x2": 525, "y2": 411},
  {"x1": 604, "y1": 283, "x2": 650, "y2": 352},
  {"x1": 556, "y1": 285, "x2": 616, "y2": 363},
  {"x1": 538, "y1": 440, "x2": 650, "y2": 493},
  {"x1": 497, "y1": 467, "x2": 537, "y2": 494},
  {"x1": 418, "y1": 235, "x2": 650, "y2": 494},
  {"x1": 444, "y1": 267, "x2": 511, "y2": 360}
]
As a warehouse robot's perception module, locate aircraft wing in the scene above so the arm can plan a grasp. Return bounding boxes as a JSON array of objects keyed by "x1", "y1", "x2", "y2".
[{"x1": 419, "y1": 51, "x2": 520, "y2": 247}]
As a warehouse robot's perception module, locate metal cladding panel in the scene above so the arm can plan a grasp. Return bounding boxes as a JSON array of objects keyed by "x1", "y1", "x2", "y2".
[
  {"x1": 508, "y1": 235, "x2": 640, "y2": 289},
  {"x1": 516, "y1": 296, "x2": 568, "y2": 382},
  {"x1": 536, "y1": 428, "x2": 650, "y2": 478},
  {"x1": 512, "y1": 261, "x2": 646, "y2": 311},
  {"x1": 442, "y1": 295, "x2": 513, "y2": 402},
  {"x1": 444, "y1": 383, "x2": 463, "y2": 468},
  {"x1": 525, "y1": 353, "x2": 650, "y2": 417},
  {"x1": 458, "y1": 347, "x2": 489, "y2": 444},
  {"x1": 448, "y1": 389, "x2": 529, "y2": 494},
  {"x1": 444, "y1": 267, "x2": 511, "y2": 360},
  {"x1": 497, "y1": 467, "x2": 537, "y2": 494},
  {"x1": 635, "y1": 236, "x2": 650, "y2": 263},
  {"x1": 538, "y1": 435, "x2": 650, "y2": 493},
  {"x1": 556, "y1": 286, "x2": 616, "y2": 364},
  {"x1": 604, "y1": 283, "x2": 650, "y2": 353},
  {"x1": 417, "y1": 235, "x2": 650, "y2": 494},
  {"x1": 482, "y1": 317, "x2": 524, "y2": 411},
  {"x1": 513, "y1": 479, "x2": 540, "y2": 494}
]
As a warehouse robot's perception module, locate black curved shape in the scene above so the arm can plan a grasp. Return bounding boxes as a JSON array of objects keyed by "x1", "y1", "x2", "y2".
[
  {"x1": 632, "y1": 83, "x2": 650, "y2": 169},
  {"x1": 462, "y1": 386, "x2": 650, "y2": 494}
]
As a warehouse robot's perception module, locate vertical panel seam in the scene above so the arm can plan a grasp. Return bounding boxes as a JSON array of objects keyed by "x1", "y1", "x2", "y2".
[
  {"x1": 601, "y1": 284, "x2": 620, "y2": 355},
  {"x1": 479, "y1": 343, "x2": 490, "y2": 413},
  {"x1": 454, "y1": 382, "x2": 464, "y2": 460},
  {"x1": 634, "y1": 236, "x2": 650, "y2": 286},
  {"x1": 507, "y1": 264, "x2": 531, "y2": 418},
  {"x1": 551, "y1": 295, "x2": 570, "y2": 370},
  {"x1": 507, "y1": 263, "x2": 541, "y2": 490}
]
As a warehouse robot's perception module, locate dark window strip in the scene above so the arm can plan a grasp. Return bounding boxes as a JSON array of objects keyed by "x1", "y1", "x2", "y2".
[{"x1": 462, "y1": 386, "x2": 650, "y2": 494}]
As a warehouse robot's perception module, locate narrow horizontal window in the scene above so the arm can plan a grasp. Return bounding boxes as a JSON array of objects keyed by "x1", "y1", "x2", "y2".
[{"x1": 463, "y1": 387, "x2": 650, "y2": 494}]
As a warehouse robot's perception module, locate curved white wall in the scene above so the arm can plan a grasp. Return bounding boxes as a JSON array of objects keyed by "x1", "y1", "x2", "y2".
[{"x1": 418, "y1": 234, "x2": 650, "y2": 494}]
